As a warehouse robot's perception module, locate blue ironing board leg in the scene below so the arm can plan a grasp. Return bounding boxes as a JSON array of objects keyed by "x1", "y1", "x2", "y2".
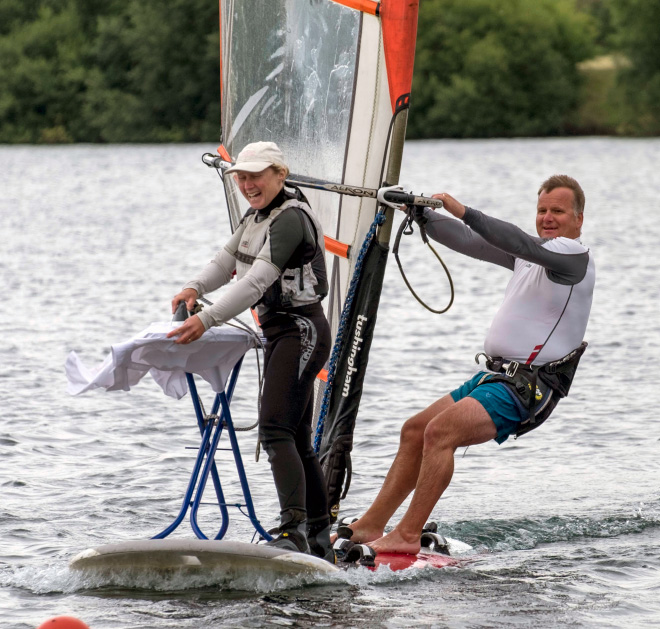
[
  {"x1": 152, "y1": 358, "x2": 272, "y2": 542},
  {"x1": 219, "y1": 392, "x2": 273, "y2": 541}
]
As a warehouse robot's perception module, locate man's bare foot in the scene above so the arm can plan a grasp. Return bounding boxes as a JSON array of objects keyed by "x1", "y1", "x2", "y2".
[
  {"x1": 329, "y1": 517, "x2": 383, "y2": 544},
  {"x1": 368, "y1": 528, "x2": 421, "y2": 555}
]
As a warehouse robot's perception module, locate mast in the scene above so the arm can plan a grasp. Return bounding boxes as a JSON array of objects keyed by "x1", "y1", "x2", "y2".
[{"x1": 313, "y1": 0, "x2": 420, "y2": 520}]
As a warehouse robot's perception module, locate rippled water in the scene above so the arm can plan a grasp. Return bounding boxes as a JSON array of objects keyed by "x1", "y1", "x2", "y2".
[{"x1": 1, "y1": 139, "x2": 659, "y2": 628}]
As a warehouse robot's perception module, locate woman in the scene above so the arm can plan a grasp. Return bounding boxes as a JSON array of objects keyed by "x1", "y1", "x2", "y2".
[{"x1": 168, "y1": 141, "x2": 333, "y2": 561}]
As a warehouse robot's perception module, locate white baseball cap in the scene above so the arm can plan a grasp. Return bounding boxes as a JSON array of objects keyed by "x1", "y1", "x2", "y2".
[{"x1": 224, "y1": 141, "x2": 288, "y2": 174}]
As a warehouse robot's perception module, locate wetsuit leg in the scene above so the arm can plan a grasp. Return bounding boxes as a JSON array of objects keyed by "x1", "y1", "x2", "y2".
[
  {"x1": 295, "y1": 394, "x2": 329, "y2": 521},
  {"x1": 295, "y1": 398, "x2": 335, "y2": 560},
  {"x1": 259, "y1": 311, "x2": 331, "y2": 518}
]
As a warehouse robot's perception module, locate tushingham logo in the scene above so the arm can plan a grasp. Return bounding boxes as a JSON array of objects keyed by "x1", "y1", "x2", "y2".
[{"x1": 342, "y1": 314, "x2": 367, "y2": 397}]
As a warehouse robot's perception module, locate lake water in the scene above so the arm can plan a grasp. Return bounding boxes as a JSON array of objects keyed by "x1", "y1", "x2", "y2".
[{"x1": 1, "y1": 139, "x2": 659, "y2": 628}]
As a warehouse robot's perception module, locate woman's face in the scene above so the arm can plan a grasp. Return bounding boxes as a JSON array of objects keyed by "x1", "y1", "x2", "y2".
[{"x1": 234, "y1": 167, "x2": 286, "y2": 210}]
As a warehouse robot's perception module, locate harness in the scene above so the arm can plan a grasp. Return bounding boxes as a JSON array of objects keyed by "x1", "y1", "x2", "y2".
[
  {"x1": 234, "y1": 187, "x2": 328, "y2": 311},
  {"x1": 258, "y1": 203, "x2": 327, "y2": 309},
  {"x1": 475, "y1": 341, "x2": 588, "y2": 437}
]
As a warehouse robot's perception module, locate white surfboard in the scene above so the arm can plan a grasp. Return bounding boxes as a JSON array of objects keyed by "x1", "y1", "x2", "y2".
[{"x1": 69, "y1": 539, "x2": 339, "y2": 576}]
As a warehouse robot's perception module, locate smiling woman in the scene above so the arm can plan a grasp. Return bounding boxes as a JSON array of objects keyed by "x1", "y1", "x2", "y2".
[
  {"x1": 233, "y1": 168, "x2": 286, "y2": 210},
  {"x1": 167, "y1": 141, "x2": 336, "y2": 562},
  {"x1": 226, "y1": 142, "x2": 290, "y2": 210}
]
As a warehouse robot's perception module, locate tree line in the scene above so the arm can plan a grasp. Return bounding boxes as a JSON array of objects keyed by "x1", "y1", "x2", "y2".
[
  {"x1": 0, "y1": 0, "x2": 220, "y2": 143},
  {"x1": 0, "y1": 0, "x2": 658, "y2": 144}
]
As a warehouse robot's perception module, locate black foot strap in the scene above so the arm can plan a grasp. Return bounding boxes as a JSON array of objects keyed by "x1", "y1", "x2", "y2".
[
  {"x1": 333, "y1": 539, "x2": 377, "y2": 567},
  {"x1": 336, "y1": 525, "x2": 354, "y2": 540},
  {"x1": 420, "y1": 522, "x2": 450, "y2": 555}
]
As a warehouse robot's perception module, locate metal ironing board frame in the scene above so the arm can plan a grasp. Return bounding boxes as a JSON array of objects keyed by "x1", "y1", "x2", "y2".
[{"x1": 151, "y1": 357, "x2": 273, "y2": 542}]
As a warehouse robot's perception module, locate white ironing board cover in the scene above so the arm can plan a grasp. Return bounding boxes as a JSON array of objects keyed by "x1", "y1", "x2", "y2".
[{"x1": 65, "y1": 323, "x2": 257, "y2": 399}]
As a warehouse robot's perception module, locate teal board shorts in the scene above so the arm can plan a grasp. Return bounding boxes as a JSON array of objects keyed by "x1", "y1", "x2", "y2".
[{"x1": 450, "y1": 371, "x2": 526, "y2": 444}]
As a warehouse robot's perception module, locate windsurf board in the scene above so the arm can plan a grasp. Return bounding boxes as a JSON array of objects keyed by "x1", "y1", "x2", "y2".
[{"x1": 70, "y1": 539, "x2": 456, "y2": 576}]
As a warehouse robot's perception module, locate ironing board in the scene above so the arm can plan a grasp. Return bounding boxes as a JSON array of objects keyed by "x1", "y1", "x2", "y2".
[{"x1": 65, "y1": 322, "x2": 271, "y2": 541}]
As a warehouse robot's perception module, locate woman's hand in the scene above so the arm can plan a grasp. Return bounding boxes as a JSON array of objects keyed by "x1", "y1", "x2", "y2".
[
  {"x1": 171, "y1": 288, "x2": 199, "y2": 314},
  {"x1": 167, "y1": 314, "x2": 206, "y2": 344},
  {"x1": 432, "y1": 193, "x2": 466, "y2": 219}
]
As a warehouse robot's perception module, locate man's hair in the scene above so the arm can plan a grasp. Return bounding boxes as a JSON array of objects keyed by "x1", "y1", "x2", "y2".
[{"x1": 538, "y1": 175, "x2": 585, "y2": 216}]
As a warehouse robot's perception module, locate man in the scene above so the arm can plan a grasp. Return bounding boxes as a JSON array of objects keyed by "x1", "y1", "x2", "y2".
[{"x1": 339, "y1": 175, "x2": 595, "y2": 555}]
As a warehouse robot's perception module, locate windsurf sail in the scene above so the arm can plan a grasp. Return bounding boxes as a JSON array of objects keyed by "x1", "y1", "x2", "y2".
[{"x1": 217, "y1": 0, "x2": 419, "y2": 520}]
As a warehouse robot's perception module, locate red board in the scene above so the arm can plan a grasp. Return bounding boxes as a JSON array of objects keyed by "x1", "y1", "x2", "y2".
[{"x1": 370, "y1": 551, "x2": 457, "y2": 571}]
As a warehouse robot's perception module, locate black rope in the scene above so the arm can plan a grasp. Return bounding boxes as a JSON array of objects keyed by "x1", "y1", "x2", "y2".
[{"x1": 393, "y1": 205, "x2": 455, "y2": 314}]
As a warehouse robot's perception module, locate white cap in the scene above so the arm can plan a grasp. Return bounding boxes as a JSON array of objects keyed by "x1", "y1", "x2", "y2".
[{"x1": 224, "y1": 141, "x2": 287, "y2": 174}]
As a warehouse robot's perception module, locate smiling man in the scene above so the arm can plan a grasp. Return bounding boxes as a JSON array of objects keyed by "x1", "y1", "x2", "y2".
[
  {"x1": 536, "y1": 184, "x2": 583, "y2": 240},
  {"x1": 337, "y1": 175, "x2": 596, "y2": 555}
]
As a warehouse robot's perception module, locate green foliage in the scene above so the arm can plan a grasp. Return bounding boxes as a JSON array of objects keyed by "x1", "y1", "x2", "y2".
[
  {"x1": 565, "y1": 58, "x2": 621, "y2": 135},
  {"x1": 610, "y1": 0, "x2": 660, "y2": 134},
  {"x1": 1, "y1": 0, "x2": 641, "y2": 142},
  {"x1": 408, "y1": 0, "x2": 596, "y2": 138},
  {"x1": 0, "y1": 0, "x2": 68, "y2": 36},
  {"x1": 576, "y1": 0, "x2": 616, "y2": 52},
  {"x1": 83, "y1": 0, "x2": 220, "y2": 142},
  {"x1": 0, "y1": 4, "x2": 87, "y2": 143},
  {"x1": 0, "y1": 0, "x2": 219, "y2": 143}
]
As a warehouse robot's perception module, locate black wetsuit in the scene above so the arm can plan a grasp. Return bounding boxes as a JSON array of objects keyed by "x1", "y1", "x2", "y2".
[{"x1": 259, "y1": 303, "x2": 330, "y2": 520}]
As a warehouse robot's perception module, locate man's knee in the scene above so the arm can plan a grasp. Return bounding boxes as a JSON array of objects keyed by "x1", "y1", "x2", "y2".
[
  {"x1": 422, "y1": 415, "x2": 454, "y2": 451},
  {"x1": 400, "y1": 415, "x2": 426, "y2": 446},
  {"x1": 422, "y1": 399, "x2": 496, "y2": 450},
  {"x1": 400, "y1": 394, "x2": 454, "y2": 446}
]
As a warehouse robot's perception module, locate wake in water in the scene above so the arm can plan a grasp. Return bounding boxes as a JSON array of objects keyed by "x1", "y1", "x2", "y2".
[
  {"x1": 3, "y1": 501, "x2": 657, "y2": 597},
  {"x1": 438, "y1": 500, "x2": 660, "y2": 553},
  {"x1": 2, "y1": 551, "x2": 461, "y2": 595}
]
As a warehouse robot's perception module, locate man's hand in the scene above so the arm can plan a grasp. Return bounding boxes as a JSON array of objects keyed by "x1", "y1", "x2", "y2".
[
  {"x1": 167, "y1": 314, "x2": 206, "y2": 344},
  {"x1": 432, "y1": 193, "x2": 466, "y2": 219}
]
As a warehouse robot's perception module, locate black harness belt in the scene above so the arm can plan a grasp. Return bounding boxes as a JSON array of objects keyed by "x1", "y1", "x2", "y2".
[{"x1": 475, "y1": 342, "x2": 588, "y2": 437}]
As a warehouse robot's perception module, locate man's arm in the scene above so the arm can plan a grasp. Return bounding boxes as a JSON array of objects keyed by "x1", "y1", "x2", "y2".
[
  {"x1": 422, "y1": 209, "x2": 515, "y2": 270},
  {"x1": 428, "y1": 192, "x2": 589, "y2": 285},
  {"x1": 462, "y1": 208, "x2": 590, "y2": 285}
]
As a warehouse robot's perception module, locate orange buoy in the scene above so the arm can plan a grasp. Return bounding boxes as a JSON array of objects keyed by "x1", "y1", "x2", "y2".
[{"x1": 36, "y1": 616, "x2": 90, "y2": 629}]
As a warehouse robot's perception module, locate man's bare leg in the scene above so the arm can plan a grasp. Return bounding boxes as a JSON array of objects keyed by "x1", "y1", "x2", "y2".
[
  {"x1": 368, "y1": 397, "x2": 497, "y2": 554},
  {"x1": 334, "y1": 395, "x2": 455, "y2": 543}
]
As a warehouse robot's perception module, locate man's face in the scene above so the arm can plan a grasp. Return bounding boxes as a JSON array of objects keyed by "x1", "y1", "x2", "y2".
[{"x1": 536, "y1": 187, "x2": 583, "y2": 239}]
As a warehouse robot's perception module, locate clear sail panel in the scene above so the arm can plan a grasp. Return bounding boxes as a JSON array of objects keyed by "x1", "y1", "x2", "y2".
[{"x1": 221, "y1": 0, "x2": 360, "y2": 184}]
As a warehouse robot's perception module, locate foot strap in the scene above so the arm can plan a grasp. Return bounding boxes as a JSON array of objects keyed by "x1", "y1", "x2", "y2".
[
  {"x1": 420, "y1": 521, "x2": 450, "y2": 555},
  {"x1": 420, "y1": 531, "x2": 450, "y2": 555},
  {"x1": 336, "y1": 525, "x2": 354, "y2": 540},
  {"x1": 333, "y1": 539, "x2": 377, "y2": 567}
]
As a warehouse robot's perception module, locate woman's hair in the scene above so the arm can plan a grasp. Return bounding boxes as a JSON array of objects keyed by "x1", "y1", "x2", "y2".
[
  {"x1": 271, "y1": 164, "x2": 290, "y2": 178},
  {"x1": 538, "y1": 174, "x2": 585, "y2": 216}
]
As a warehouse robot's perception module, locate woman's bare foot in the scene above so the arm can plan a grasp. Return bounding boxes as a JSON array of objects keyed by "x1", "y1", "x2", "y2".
[
  {"x1": 368, "y1": 527, "x2": 421, "y2": 555},
  {"x1": 329, "y1": 517, "x2": 384, "y2": 544}
]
